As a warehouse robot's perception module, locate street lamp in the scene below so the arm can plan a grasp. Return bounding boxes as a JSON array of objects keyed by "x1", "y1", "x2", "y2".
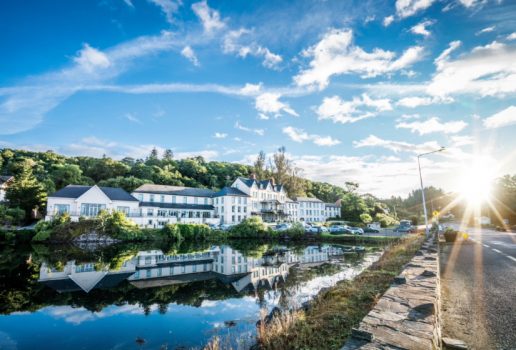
[{"x1": 417, "y1": 147, "x2": 445, "y2": 236}]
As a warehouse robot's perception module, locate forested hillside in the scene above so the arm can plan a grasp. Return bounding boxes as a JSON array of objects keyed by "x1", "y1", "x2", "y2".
[{"x1": 0, "y1": 147, "x2": 396, "y2": 225}]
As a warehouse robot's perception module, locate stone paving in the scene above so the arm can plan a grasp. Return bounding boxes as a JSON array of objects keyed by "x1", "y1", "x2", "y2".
[{"x1": 342, "y1": 237, "x2": 441, "y2": 350}]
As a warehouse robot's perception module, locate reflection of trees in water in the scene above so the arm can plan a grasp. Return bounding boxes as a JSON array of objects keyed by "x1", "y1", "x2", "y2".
[{"x1": 0, "y1": 241, "x2": 379, "y2": 316}]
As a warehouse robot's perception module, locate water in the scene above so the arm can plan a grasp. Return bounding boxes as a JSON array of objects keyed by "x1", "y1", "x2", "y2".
[{"x1": 0, "y1": 240, "x2": 384, "y2": 350}]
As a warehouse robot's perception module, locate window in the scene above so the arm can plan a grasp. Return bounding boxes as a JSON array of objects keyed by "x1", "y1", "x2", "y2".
[
  {"x1": 150, "y1": 194, "x2": 155, "y2": 202},
  {"x1": 160, "y1": 195, "x2": 165, "y2": 203},
  {"x1": 137, "y1": 194, "x2": 143, "y2": 201},
  {"x1": 232, "y1": 206, "x2": 236, "y2": 213},
  {"x1": 183, "y1": 196, "x2": 188, "y2": 204},
  {"x1": 172, "y1": 196, "x2": 176, "y2": 203},
  {"x1": 80, "y1": 203, "x2": 106, "y2": 217},
  {"x1": 147, "y1": 208, "x2": 154, "y2": 216},
  {"x1": 158, "y1": 268, "x2": 162, "y2": 277},
  {"x1": 193, "y1": 264, "x2": 197, "y2": 272},
  {"x1": 117, "y1": 206, "x2": 130, "y2": 215},
  {"x1": 204, "y1": 198, "x2": 209, "y2": 204},
  {"x1": 55, "y1": 204, "x2": 70, "y2": 214},
  {"x1": 194, "y1": 197, "x2": 198, "y2": 204},
  {"x1": 146, "y1": 269, "x2": 151, "y2": 278}
]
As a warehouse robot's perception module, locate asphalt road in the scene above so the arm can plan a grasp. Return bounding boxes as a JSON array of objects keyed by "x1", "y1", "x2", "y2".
[{"x1": 440, "y1": 224, "x2": 516, "y2": 350}]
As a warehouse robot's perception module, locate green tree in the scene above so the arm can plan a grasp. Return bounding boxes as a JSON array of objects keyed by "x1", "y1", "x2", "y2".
[
  {"x1": 6, "y1": 161, "x2": 47, "y2": 221},
  {"x1": 50, "y1": 163, "x2": 85, "y2": 189}
]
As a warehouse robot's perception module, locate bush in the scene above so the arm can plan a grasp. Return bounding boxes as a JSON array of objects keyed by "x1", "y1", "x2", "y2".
[
  {"x1": 228, "y1": 217, "x2": 269, "y2": 238},
  {"x1": 283, "y1": 222, "x2": 305, "y2": 238},
  {"x1": 443, "y1": 228, "x2": 458, "y2": 242},
  {"x1": 374, "y1": 213, "x2": 399, "y2": 228},
  {"x1": 359, "y1": 213, "x2": 373, "y2": 224}
]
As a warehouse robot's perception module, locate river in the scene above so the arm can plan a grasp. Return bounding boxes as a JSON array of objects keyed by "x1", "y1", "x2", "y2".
[{"x1": 0, "y1": 240, "x2": 385, "y2": 350}]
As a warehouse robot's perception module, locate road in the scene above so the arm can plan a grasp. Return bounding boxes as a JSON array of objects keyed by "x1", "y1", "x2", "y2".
[{"x1": 440, "y1": 224, "x2": 516, "y2": 350}]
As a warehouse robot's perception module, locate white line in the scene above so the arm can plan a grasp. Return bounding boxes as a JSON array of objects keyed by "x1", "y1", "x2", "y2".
[
  {"x1": 506, "y1": 255, "x2": 516, "y2": 263},
  {"x1": 492, "y1": 249, "x2": 503, "y2": 254},
  {"x1": 483, "y1": 244, "x2": 490, "y2": 248}
]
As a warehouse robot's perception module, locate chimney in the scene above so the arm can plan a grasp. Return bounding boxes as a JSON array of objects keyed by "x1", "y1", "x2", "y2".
[
  {"x1": 250, "y1": 173, "x2": 257, "y2": 180},
  {"x1": 270, "y1": 177, "x2": 276, "y2": 186}
]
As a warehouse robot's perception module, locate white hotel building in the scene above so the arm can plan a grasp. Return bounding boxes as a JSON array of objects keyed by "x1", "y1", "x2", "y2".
[{"x1": 45, "y1": 176, "x2": 341, "y2": 227}]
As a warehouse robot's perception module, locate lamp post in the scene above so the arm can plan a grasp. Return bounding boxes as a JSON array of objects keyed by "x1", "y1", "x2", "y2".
[{"x1": 417, "y1": 147, "x2": 445, "y2": 236}]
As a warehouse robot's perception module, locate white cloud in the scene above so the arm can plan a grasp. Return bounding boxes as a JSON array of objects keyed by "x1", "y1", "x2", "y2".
[
  {"x1": 383, "y1": 16, "x2": 394, "y2": 27},
  {"x1": 316, "y1": 93, "x2": 392, "y2": 124},
  {"x1": 396, "y1": 0, "x2": 437, "y2": 18},
  {"x1": 434, "y1": 40, "x2": 461, "y2": 70},
  {"x1": 282, "y1": 126, "x2": 340, "y2": 146},
  {"x1": 507, "y1": 32, "x2": 516, "y2": 41},
  {"x1": 255, "y1": 93, "x2": 298, "y2": 118},
  {"x1": 148, "y1": 0, "x2": 181, "y2": 24},
  {"x1": 294, "y1": 29, "x2": 424, "y2": 89},
  {"x1": 428, "y1": 41, "x2": 516, "y2": 97},
  {"x1": 483, "y1": 105, "x2": 516, "y2": 129},
  {"x1": 214, "y1": 132, "x2": 227, "y2": 139},
  {"x1": 450, "y1": 135, "x2": 474, "y2": 147},
  {"x1": 181, "y1": 46, "x2": 200, "y2": 66},
  {"x1": 353, "y1": 134, "x2": 442, "y2": 154},
  {"x1": 239, "y1": 83, "x2": 262, "y2": 96},
  {"x1": 191, "y1": 0, "x2": 226, "y2": 34},
  {"x1": 222, "y1": 29, "x2": 282, "y2": 69},
  {"x1": 73, "y1": 44, "x2": 111, "y2": 72},
  {"x1": 0, "y1": 31, "x2": 177, "y2": 135},
  {"x1": 122, "y1": 0, "x2": 134, "y2": 7},
  {"x1": 234, "y1": 121, "x2": 264, "y2": 136},
  {"x1": 476, "y1": 26, "x2": 495, "y2": 35},
  {"x1": 396, "y1": 117, "x2": 468, "y2": 135},
  {"x1": 124, "y1": 113, "x2": 141, "y2": 124},
  {"x1": 396, "y1": 96, "x2": 453, "y2": 108},
  {"x1": 410, "y1": 20, "x2": 435, "y2": 37}
]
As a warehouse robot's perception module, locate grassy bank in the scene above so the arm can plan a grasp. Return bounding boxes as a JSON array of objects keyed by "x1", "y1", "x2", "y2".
[{"x1": 256, "y1": 234, "x2": 425, "y2": 350}]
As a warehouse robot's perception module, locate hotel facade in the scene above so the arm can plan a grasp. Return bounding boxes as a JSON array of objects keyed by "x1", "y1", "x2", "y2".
[{"x1": 45, "y1": 176, "x2": 341, "y2": 228}]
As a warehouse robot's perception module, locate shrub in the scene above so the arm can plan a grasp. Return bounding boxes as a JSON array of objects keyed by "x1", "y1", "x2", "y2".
[
  {"x1": 229, "y1": 216, "x2": 269, "y2": 238},
  {"x1": 443, "y1": 228, "x2": 458, "y2": 242},
  {"x1": 283, "y1": 222, "x2": 305, "y2": 238},
  {"x1": 0, "y1": 205, "x2": 25, "y2": 227},
  {"x1": 359, "y1": 213, "x2": 373, "y2": 224}
]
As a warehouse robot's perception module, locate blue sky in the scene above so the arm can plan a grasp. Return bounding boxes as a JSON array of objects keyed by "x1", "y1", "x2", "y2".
[{"x1": 1, "y1": 0, "x2": 515, "y2": 197}]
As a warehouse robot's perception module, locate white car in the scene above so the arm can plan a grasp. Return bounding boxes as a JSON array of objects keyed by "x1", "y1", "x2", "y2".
[{"x1": 348, "y1": 226, "x2": 364, "y2": 235}]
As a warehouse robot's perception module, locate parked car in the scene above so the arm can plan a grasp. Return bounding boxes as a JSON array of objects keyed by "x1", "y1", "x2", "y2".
[
  {"x1": 364, "y1": 227, "x2": 380, "y2": 233},
  {"x1": 219, "y1": 224, "x2": 234, "y2": 231},
  {"x1": 305, "y1": 225, "x2": 327, "y2": 234},
  {"x1": 329, "y1": 225, "x2": 345, "y2": 233},
  {"x1": 275, "y1": 223, "x2": 292, "y2": 232},
  {"x1": 351, "y1": 227, "x2": 364, "y2": 235},
  {"x1": 394, "y1": 225, "x2": 415, "y2": 233}
]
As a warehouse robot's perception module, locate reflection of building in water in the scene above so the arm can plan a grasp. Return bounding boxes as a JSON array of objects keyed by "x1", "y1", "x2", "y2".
[
  {"x1": 39, "y1": 245, "x2": 336, "y2": 293},
  {"x1": 38, "y1": 260, "x2": 135, "y2": 293}
]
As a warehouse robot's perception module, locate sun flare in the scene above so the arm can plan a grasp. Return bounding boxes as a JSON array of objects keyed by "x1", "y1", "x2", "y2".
[{"x1": 457, "y1": 159, "x2": 496, "y2": 206}]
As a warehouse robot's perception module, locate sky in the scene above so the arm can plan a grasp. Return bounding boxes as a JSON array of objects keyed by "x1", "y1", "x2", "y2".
[{"x1": 1, "y1": 0, "x2": 515, "y2": 198}]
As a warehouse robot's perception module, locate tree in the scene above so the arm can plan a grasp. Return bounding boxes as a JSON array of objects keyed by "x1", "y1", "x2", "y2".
[
  {"x1": 6, "y1": 160, "x2": 47, "y2": 221},
  {"x1": 50, "y1": 164, "x2": 85, "y2": 189},
  {"x1": 253, "y1": 151, "x2": 267, "y2": 180},
  {"x1": 359, "y1": 213, "x2": 373, "y2": 224},
  {"x1": 98, "y1": 176, "x2": 154, "y2": 192},
  {"x1": 163, "y1": 149, "x2": 174, "y2": 163}
]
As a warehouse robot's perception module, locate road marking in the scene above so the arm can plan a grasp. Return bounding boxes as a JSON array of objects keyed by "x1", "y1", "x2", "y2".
[
  {"x1": 492, "y1": 249, "x2": 502, "y2": 254},
  {"x1": 483, "y1": 244, "x2": 490, "y2": 248},
  {"x1": 506, "y1": 255, "x2": 516, "y2": 262}
]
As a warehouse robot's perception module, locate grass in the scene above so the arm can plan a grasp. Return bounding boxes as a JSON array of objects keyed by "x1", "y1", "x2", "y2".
[{"x1": 256, "y1": 234, "x2": 425, "y2": 350}]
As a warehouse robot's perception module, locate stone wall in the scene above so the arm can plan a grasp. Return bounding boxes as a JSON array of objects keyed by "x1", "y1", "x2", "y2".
[{"x1": 342, "y1": 236, "x2": 441, "y2": 350}]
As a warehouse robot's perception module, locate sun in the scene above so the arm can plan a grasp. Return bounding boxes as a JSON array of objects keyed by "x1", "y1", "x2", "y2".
[{"x1": 457, "y1": 159, "x2": 496, "y2": 206}]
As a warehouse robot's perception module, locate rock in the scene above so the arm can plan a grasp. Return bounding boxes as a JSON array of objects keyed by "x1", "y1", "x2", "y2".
[
  {"x1": 412, "y1": 303, "x2": 435, "y2": 317},
  {"x1": 442, "y1": 337, "x2": 468, "y2": 349},
  {"x1": 424, "y1": 256, "x2": 437, "y2": 261},
  {"x1": 351, "y1": 328, "x2": 373, "y2": 342},
  {"x1": 415, "y1": 251, "x2": 424, "y2": 256},
  {"x1": 394, "y1": 275, "x2": 406, "y2": 284}
]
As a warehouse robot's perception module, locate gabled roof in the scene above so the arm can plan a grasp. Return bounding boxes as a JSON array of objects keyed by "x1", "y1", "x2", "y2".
[
  {"x1": 133, "y1": 184, "x2": 215, "y2": 197},
  {"x1": 237, "y1": 177, "x2": 284, "y2": 192},
  {"x1": 49, "y1": 185, "x2": 138, "y2": 202},
  {"x1": 213, "y1": 187, "x2": 250, "y2": 197},
  {"x1": 0, "y1": 175, "x2": 13, "y2": 185},
  {"x1": 295, "y1": 197, "x2": 323, "y2": 203}
]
